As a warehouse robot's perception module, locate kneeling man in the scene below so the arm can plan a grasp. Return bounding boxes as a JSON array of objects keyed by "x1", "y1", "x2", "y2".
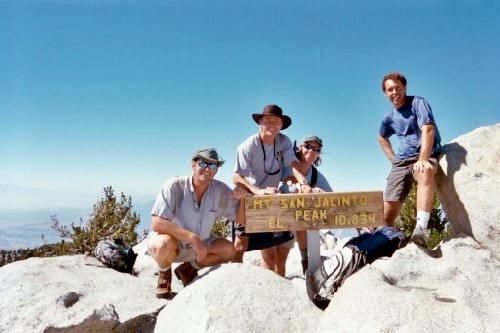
[{"x1": 148, "y1": 147, "x2": 243, "y2": 298}]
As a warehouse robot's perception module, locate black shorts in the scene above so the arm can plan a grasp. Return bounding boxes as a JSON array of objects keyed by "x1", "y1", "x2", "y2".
[{"x1": 231, "y1": 222, "x2": 294, "y2": 251}]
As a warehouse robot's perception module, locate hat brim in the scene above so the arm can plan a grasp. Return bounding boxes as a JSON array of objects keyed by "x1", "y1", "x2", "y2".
[
  {"x1": 252, "y1": 114, "x2": 292, "y2": 130},
  {"x1": 192, "y1": 155, "x2": 225, "y2": 167},
  {"x1": 302, "y1": 139, "x2": 323, "y2": 147}
]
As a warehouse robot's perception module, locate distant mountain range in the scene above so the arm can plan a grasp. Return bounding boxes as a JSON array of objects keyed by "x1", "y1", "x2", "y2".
[
  {"x1": 0, "y1": 184, "x2": 155, "y2": 250},
  {"x1": 0, "y1": 184, "x2": 100, "y2": 210},
  {"x1": 0, "y1": 184, "x2": 358, "y2": 250},
  {"x1": 0, "y1": 201, "x2": 154, "y2": 250}
]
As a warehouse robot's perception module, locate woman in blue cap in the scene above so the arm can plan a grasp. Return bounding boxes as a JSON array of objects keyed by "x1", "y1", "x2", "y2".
[{"x1": 280, "y1": 135, "x2": 333, "y2": 275}]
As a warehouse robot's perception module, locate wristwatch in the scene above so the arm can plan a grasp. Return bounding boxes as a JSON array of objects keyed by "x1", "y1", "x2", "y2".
[{"x1": 300, "y1": 179, "x2": 309, "y2": 185}]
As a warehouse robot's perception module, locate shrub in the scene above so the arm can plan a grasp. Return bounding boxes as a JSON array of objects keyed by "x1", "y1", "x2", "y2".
[
  {"x1": 211, "y1": 217, "x2": 231, "y2": 238},
  {"x1": 51, "y1": 186, "x2": 140, "y2": 255},
  {"x1": 395, "y1": 183, "x2": 450, "y2": 248}
]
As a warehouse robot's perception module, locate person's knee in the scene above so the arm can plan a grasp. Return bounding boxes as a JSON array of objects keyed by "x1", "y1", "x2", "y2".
[
  {"x1": 261, "y1": 252, "x2": 276, "y2": 267},
  {"x1": 261, "y1": 257, "x2": 276, "y2": 269},
  {"x1": 416, "y1": 167, "x2": 437, "y2": 184},
  {"x1": 230, "y1": 238, "x2": 244, "y2": 263},
  {"x1": 234, "y1": 242, "x2": 247, "y2": 252},
  {"x1": 221, "y1": 242, "x2": 237, "y2": 262},
  {"x1": 234, "y1": 236, "x2": 248, "y2": 252},
  {"x1": 151, "y1": 236, "x2": 178, "y2": 262}
]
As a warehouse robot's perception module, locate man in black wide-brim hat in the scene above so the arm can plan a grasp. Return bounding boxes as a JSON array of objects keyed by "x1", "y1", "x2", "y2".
[{"x1": 232, "y1": 104, "x2": 312, "y2": 276}]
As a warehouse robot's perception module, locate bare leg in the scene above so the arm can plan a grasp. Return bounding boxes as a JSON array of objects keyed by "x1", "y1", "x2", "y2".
[
  {"x1": 415, "y1": 165, "x2": 438, "y2": 212},
  {"x1": 296, "y1": 230, "x2": 309, "y2": 273},
  {"x1": 149, "y1": 234, "x2": 179, "y2": 268},
  {"x1": 383, "y1": 201, "x2": 403, "y2": 227},
  {"x1": 296, "y1": 230, "x2": 307, "y2": 251},
  {"x1": 198, "y1": 238, "x2": 236, "y2": 267},
  {"x1": 150, "y1": 234, "x2": 178, "y2": 298},
  {"x1": 275, "y1": 245, "x2": 291, "y2": 277},
  {"x1": 233, "y1": 235, "x2": 248, "y2": 263},
  {"x1": 260, "y1": 247, "x2": 276, "y2": 272}
]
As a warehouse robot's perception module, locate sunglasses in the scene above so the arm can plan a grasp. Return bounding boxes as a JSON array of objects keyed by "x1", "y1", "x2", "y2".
[
  {"x1": 303, "y1": 143, "x2": 321, "y2": 152},
  {"x1": 197, "y1": 160, "x2": 218, "y2": 170}
]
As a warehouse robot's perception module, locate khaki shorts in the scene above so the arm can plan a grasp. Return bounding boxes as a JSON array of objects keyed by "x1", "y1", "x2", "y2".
[
  {"x1": 384, "y1": 155, "x2": 439, "y2": 202},
  {"x1": 147, "y1": 231, "x2": 222, "y2": 263}
]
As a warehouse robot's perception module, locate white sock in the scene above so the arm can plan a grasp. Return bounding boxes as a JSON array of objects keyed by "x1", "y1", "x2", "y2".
[
  {"x1": 159, "y1": 265, "x2": 171, "y2": 272},
  {"x1": 416, "y1": 211, "x2": 430, "y2": 229}
]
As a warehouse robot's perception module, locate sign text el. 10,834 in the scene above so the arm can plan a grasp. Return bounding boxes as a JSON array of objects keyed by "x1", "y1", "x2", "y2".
[{"x1": 243, "y1": 191, "x2": 384, "y2": 233}]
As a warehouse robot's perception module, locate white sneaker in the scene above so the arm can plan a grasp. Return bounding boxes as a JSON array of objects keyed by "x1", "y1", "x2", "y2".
[{"x1": 410, "y1": 225, "x2": 429, "y2": 247}]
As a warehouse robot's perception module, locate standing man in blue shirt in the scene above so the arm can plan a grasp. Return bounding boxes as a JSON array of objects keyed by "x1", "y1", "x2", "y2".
[{"x1": 378, "y1": 72, "x2": 442, "y2": 248}]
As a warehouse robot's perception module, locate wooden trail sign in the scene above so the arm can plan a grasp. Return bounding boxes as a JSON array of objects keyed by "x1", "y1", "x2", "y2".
[{"x1": 243, "y1": 191, "x2": 384, "y2": 233}]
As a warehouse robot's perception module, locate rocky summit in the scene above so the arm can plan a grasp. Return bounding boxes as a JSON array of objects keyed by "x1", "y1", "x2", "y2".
[{"x1": 0, "y1": 124, "x2": 499, "y2": 333}]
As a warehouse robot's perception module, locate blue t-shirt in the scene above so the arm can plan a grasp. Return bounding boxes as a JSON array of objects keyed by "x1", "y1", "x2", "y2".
[{"x1": 379, "y1": 96, "x2": 442, "y2": 159}]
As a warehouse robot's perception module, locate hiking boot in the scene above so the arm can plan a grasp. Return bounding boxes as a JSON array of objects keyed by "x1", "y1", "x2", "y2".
[
  {"x1": 156, "y1": 268, "x2": 172, "y2": 299},
  {"x1": 301, "y1": 258, "x2": 309, "y2": 275},
  {"x1": 174, "y1": 262, "x2": 199, "y2": 287},
  {"x1": 410, "y1": 225, "x2": 429, "y2": 248}
]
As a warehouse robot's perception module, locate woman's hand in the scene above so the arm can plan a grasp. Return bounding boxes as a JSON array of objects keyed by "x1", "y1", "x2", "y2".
[{"x1": 299, "y1": 184, "x2": 313, "y2": 193}]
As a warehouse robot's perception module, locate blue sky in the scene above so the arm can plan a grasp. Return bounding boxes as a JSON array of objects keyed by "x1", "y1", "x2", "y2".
[{"x1": 1, "y1": 0, "x2": 499, "y2": 211}]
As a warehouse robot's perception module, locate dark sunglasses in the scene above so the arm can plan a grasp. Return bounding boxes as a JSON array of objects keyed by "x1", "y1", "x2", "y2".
[
  {"x1": 303, "y1": 143, "x2": 321, "y2": 152},
  {"x1": 197, "y1": 160, "x2": 218, "y2": 170}
]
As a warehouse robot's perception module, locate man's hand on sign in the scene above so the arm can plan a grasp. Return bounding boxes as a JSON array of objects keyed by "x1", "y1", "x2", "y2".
[
  {"x1": 258, "y1": 187, "x2": 280, "y2": 195},
  {"x1": 232, "y1": 185, "x2": 249, "y2": 199}
]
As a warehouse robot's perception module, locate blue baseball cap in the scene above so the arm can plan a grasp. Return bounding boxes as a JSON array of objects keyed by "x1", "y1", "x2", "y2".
[{"x1": 300, "y1": 135, "x2": 323, "y2": 147}]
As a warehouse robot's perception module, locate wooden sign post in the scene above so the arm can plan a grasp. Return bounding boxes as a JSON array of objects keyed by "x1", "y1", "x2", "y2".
[{"x1": 242, "y1": 191, "x2": 385, "y2": 275}]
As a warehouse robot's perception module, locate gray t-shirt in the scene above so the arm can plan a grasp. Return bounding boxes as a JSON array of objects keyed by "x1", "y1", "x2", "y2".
[
  {"x1": 234, "y1": 133, "x2": 297, "y2": 189},
  {"x1": 151, "y1": 175, "x2": 238, "y2": 245}
]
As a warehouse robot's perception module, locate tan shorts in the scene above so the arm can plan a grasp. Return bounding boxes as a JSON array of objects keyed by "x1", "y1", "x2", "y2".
[{"x1": 147, "y1": 231, "x2": 222, "y2": 263}]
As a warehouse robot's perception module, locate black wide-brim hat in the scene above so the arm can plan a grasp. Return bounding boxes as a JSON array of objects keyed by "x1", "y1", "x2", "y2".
[{"x1": 252, "y1": 104, "x2": 292, "y2": 130}]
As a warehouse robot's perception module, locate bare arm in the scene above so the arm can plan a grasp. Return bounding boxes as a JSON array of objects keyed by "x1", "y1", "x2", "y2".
[
  {"x1": 233, "y1": 172, "x2": 258, "y2": 194},
  {"x1": 418, "y1": 124, "x2": 435, "y2": 161},
  {"x1": 232, "y1": 172, "x2": 278, "y2": 195},
  {"x1": 235, "y1": 198, "x2": 246, "y2": 225},
  {"x1": 291, "y1": 160, "x2": 313, "y2": 193},
  {"x1": 413, "y1": 123, "x2": 436, "y2": 173},
  {"x1": 377, "y1": 133, "x2": 396, "y2": 162}
]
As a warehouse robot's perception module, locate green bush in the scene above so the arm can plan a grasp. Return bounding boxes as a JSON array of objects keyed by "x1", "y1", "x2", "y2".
[
  {"x1": 211, "y1": 217, "x2": 231, "y2": 238},
  {"x1": 51, "y1": 186, "x2": 141, "y2": 255},
  {"x1": 395, "y1": 183, "x2": 450, "y2": 248},
  {"x1": 0, "y1": 186, "x2": 142, "y2": 266}
]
